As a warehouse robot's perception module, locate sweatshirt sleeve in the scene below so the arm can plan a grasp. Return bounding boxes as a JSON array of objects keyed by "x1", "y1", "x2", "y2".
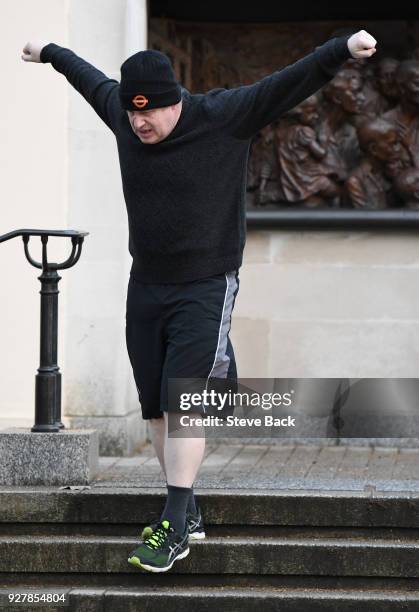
[
  {"x1": 40, "y1": 43, "x2": 121, "y2": 132},
  {"x1": 203, "y1": 35, "x2": 353, "y2": 140}
]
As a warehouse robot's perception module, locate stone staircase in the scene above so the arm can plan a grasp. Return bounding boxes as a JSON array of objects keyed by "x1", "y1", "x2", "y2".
[{"x1": 2, "y1": 479, "x2": 419, "y2": 610}]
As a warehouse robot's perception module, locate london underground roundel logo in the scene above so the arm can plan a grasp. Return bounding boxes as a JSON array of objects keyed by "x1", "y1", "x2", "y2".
[{"x1": 132, "y1": 94, "x2": 149, "y2": 109}]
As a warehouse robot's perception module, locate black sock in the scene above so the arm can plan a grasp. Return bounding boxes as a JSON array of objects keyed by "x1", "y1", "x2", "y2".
[
  {"x1": 160, "y1": 484, "x2": 191, "y2": 534},
  {"x1": 186, "y1": 487, "x2": 198, "y2": 514},
  {"x1": 164, "y1": 481, "x2": 197, "y2": 513}
]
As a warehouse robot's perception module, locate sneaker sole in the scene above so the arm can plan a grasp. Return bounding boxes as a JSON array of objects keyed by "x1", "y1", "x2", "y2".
[
  {"x1": 189, "y1": 531, "x2": 206, "y2": 540},
  {"x1": 141, "y1": 529, "x2": 206, "y2": 541},
  {"x1": 127, "y1": 547, "x2": 190, "y2": 573}
]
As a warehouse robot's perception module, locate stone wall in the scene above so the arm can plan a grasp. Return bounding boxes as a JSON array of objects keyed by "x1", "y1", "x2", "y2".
[{"x1": 233, "y1": 230, "x2": 419, "y2": 378}]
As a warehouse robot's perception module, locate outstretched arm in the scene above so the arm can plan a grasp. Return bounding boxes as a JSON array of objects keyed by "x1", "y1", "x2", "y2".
[
  {"x1": 22, "y1": 41, "x2": 120, "y2": 132},
  {"x1": 204, "y1": 30, "x2": 377, "y2": 140}
]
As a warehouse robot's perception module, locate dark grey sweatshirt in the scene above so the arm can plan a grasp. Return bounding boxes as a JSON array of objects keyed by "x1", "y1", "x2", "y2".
[{"x1": 41, "y1": 35, "x2": 352, "y2": 283}]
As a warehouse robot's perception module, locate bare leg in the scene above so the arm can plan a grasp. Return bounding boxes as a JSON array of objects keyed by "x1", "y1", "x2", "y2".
[
  {"x1": 163, "y1": 412, "x2": 205, "y2": 487},
  {"x1": 148, "y1": 417, "x2": 166, "y2": 477}
]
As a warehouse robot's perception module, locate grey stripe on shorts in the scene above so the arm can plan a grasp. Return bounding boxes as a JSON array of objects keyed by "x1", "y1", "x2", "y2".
[{"x1": 206, "y1": 269, "x2": 238, "y2": 380}]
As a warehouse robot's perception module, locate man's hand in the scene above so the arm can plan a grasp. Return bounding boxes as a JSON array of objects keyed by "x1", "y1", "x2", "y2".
[
  {"x1": 347, "y1": 30, "x2": 377, "y2": 59},
  {"x1": 21, "y1": 41, "x2": 49, "y2": 63}
]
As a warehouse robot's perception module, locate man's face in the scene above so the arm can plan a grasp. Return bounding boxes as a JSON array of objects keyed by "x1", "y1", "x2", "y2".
[
  {"x1": 339, "y1": 75, "x2": 365, "y2": 114},
  {"x1": 127, "y1": 101, "x2": 182, "y2": 144},
  {"x1": 404, "y1": 171, "x2": 419, "y2": 198},
  {"x1": 400, "y1": 68, "x2": 419, "y2": 106},
  {"x1": 371, "y1": 130, "x2": 402, "y2": 162},
  {"x1": 301, "y1": 105, "x2": 318, "y2": 126},
  {"x1": 376, "y1": 61, "x2": 398, "y2": 99}
]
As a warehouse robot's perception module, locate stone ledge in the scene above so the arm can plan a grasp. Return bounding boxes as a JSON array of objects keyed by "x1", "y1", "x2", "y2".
[{"x1": 0, "y1": 428, "x2": 98, "y2": 486}]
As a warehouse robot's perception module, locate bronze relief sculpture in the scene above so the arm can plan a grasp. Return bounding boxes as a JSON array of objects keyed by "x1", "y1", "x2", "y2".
[
  {"x1": 394, "y1": 167, "x2": 419, "y2": 209},
  {"x1": 249, "y1": 53, "x2": 419, "y2": 210},
  {"x1": 275, "y1": 94, "x2": 342, "y2": 207}
]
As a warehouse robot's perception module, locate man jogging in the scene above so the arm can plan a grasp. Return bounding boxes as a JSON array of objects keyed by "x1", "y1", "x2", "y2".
[{"x1": 22, "y1": 29, "x2": 376, "y2": 573}]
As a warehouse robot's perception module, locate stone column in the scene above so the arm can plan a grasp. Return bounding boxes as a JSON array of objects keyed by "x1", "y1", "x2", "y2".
[{"x1": 64, "y1": 0, "x2": 148, "y2": 455}]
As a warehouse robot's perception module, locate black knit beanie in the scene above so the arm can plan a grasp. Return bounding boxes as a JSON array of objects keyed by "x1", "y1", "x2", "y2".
[{"x1": 119, "y1": 49, "x2": 182, "y2": 111}]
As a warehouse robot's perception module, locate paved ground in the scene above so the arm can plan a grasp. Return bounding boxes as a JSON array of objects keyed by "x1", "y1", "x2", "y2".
[{"x1": 93, "y1": 442, "x2": 419, "y2": 492}]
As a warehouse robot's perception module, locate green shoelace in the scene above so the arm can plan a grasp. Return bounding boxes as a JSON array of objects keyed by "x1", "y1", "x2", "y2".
[{"x1": 144, "y1": 519, "x2": 170, "y2": 549}]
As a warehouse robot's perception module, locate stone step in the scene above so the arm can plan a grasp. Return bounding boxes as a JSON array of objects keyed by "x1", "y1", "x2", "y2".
[
  {"x1": 1, "y1": 532, "x2": 419, "y2": 577},
  {"x1": 4, "y1": 573, "x2": 419, "y2": 590},
  {"x1": 2, "y1": 488, "x2": 419, "y2": 527},
  {"x1": 52, "y1": 585, "x2": 419, "y2": 612},
  {"x1": 0, "y1": 523, "x2": 417, "y2": 541},
  {"x1": 2, "y1": 581, "x2": 419, "y2": 612}
]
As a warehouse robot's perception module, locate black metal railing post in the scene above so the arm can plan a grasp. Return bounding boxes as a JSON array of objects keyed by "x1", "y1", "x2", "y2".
[
  {"x1": 0, "y1": 229, "x2": 89, "y2": 432},
  {"x1": 33, "y1": 236, "x2": 62, "y2": 432}
]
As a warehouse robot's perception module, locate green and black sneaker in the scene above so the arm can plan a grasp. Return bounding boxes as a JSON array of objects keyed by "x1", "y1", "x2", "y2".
[
  {"x1": 128, "y1": 519, "x2": 190, "y2": 573},
  {"x1": 141, "y1": 504, "x2": 206, "y2": 541}
]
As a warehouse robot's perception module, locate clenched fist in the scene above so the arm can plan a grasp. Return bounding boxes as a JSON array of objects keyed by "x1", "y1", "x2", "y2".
[
  {"x1": 21, "y1": 41, "x2": 49, "y2": 63},
  {"x1": 347, "y1": 30, "x2": 377, "y2": 59}
]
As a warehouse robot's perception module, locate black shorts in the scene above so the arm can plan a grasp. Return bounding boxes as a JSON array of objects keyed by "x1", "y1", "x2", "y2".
[{"x1": 125, "y1": 269, "x2": 240, "y2": 420}]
